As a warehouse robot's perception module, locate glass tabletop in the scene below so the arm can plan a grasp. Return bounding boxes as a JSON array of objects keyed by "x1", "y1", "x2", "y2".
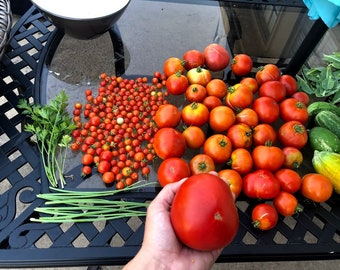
[{"x1": 1, "y1": 0, "x2": 340, "y2": 267}]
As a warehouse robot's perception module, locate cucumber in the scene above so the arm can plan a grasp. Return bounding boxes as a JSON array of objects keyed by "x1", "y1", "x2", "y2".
[
  {"x1": 307, "y1": 101, "x2": 340, "y2": 117},
  {"x1": 315, "y1": 111, "x2": 340, "y2": 139},
  {"x1": 308, "y1": 126, "x2": 340, "y2": 153}
]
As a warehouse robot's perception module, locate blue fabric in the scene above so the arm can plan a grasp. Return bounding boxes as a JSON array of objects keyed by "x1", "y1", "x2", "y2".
[{"x1": 303, "y1": 0, "x2": 340, "y2": 28}]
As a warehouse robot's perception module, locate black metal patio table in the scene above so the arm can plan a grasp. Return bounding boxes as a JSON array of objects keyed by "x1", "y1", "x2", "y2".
[{"x1": 0, "y1": 0, "x2": 339, "y2": 267}]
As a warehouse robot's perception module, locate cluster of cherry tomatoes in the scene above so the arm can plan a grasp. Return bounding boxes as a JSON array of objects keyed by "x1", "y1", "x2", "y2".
[
  {"x1": 152, "y1": 44, "x2": 334, "y2": 231},
  {"x1": 70, "y1": 74, "x2": 170, "y2": 189}
]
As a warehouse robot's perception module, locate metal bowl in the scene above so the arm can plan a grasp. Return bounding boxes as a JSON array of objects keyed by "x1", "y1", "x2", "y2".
[{"x1": 30, "y1": 0, "x2": 130, "y2": 39}]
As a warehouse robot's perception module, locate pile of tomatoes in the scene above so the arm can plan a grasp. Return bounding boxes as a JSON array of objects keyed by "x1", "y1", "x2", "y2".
[
  {"x1": 70, "y1": 74, "x2": 170, "y2": 189},
  {"x1": 153, "y1": 43, "x2": 334, "y2": 231}
]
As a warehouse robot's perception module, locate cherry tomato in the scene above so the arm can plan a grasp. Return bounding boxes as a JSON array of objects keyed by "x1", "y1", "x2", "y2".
[
  {"x1": 209, "y1": 105, "x2": 236, "y2": 132},
  {"x1": 275, "y1": 168, "x2": 302, "y2": 194},
  {"x1": 186, "y1": 67, "x2": 212, "y2": 86},
  {"x1": 258, "y1": 81, "x2": 286, "y2": 102},
  {"x1": 226, "y1": 123, "x2": 253, "y2": 149},
  {"x1": 205, "y1": 79, "x2": 228, "y2": 99},
  {"x1": 153, "y1": 127, "x2": 186, "y2": 159},
  {"x1": 99, "y1": 150, "x2": 113, "y2": 162},
  {"x1": 81, "y1": 165, "x2": 92, "y2": 177},
  {"x1": 102, "y1": 171, "x2": 115, "y2": 184},
  {"x1": 252, "y1": 144, "x2": 285, "y2": 172},
  {"x1": 252, "y1": 203, "x2": 278, "y2": 230},
  {"x1": 278, "y1": 121, "x2": 308, "y2": 149},
  {"x1": 182, "y1": 49, "x2": 205, "y2": 70},
  {"x1": 97, "y1": 160, "x2": 111, "y2": 173},
  {"x1": 228, "y1": 148, "x2": 253, "y2": 175},
  {"x1": 273, "y1": 191, "x2": 301, "y2": 216},
  {"x1": 163, "y1": 57, "x2": 185, "y2": 77},
  {"x1": 255, "y1": 64, "x2": 281, "y2": 85},
  {"x1": 182, "y1": 126, "x2": 206, "y2": 149},
  {"x1": 166, "y1": 72, "x2": 189, "y2": 95},
  {"x1": 189, "y1": 153, "x2": 216, "y2": 175},
  {"x1": 243, "y1": 169, "x2": 281, "y2": 200},
  {"x1": 154, "y1": 104, "x2": 181, "y2": 128},
  {"x1": 82, "y1": 153, "x2": 94, "y2": 166},
  {"x1": 279, "y1": 98, "x2": 309, "y2": 124},
  {"x1": 157, "y1": 157, "x2": 191, "y2": 187},
  {"x1": 203, "y1": 43, "x2": 230, "y2": 72},
  {"x1": 170, "y1": 173, "x2": 238, "y2": 251},
  {"x1": 301, "y1": 173, "x2": 333, "y2": 203},
  {"x1": 203, "y1": 134, "x2": 232, "y2": 164},
  {"x1": 181, "y1": 102, "x2": 209, "y2": 127},
  {"x1": 218, "y1": 169, "x2": 243, "y2": 198},
  {"x1": 252, "y1": 96, "x2": 280, "y2": 124},
  {"x1": 185, "y1": 84, "x2": 207, "y2": 103},
  {"x1": 231, "y1": 54, "x2": 253, "y2": 76}
]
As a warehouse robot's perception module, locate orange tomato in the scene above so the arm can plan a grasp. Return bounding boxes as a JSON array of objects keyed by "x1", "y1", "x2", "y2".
[
  {"x1": 182, "y1": 126, "x2": 206, "y2": 149},
  {"x1": 163, "y1": 57, "x2": 185, "y2": 77},
  {"x1": 236, "y1": 108, "x2": 259, "y2": 127},
  {"x1": 218, "y1": 169, "x2": 243, "y2": 198},
  {"x1": 203, "y1": 134, "x2": 232, "y2": 164},
  {"x1": 202, "y1": 95, "x2": 223, "y2": 111},
  {"x1": 226, "y1": 123, "x2": 253, "y2": 149},
  {"x1": 209, "y1": 106, "x2": 236, "y2": 132},
  {"x1": 189, "y1": 154, "x2": 216, "y2": 175},
  {"x1": 206, "y1": 79, "x2": 228, "y2": 99},
  {"x1": 228, "y1": 148, "x2": 253, "y2": 175},
  {"x1": 301, "y1": 173, "x2": 333, "y2": 203}
]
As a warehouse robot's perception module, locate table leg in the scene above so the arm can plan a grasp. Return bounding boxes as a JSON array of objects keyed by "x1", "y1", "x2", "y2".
[{"x1": 109, "y1": 24, "x2": 125, "y2": 76}]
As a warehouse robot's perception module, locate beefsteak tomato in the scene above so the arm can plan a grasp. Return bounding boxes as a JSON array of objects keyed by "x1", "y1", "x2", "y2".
[{"x1": 203, "y1": 43, "x2": 230, "y2": 71}]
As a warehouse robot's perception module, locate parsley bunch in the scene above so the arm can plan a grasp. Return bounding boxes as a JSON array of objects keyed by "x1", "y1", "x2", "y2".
[{"x1": 18, "y1": 90, "x2": 77, "y2": 188}]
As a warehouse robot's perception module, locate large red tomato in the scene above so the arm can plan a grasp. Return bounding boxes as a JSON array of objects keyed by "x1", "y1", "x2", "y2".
[
  {"x1": 252, "y1": 96, "x2": 280, "y2": 124},
  {"x1": 154, "y1": 104, "x2": 181, "y2": 128},
  {"x1": 203, "y1": 43, "x2": 230, "y2": 71},
  {"x1": 258, "y1": 81, "x2": 286, "y2": 102},
  {"x1": 277, "y1": 120, "x2": 308, "y2": 149},
  {"x1": 181, "y1": 102, "x2": 209, "y2": 127},
  {"x1": 157, "y1": 158, "x2": 191, "y2": 187},
  {"x1": 170, "y1": 173, "x2": 239, "y2": 251},
  {"x1": 153, "y1": 127, "x2": 186, "y2": 159},
  {"x1": 255, "y1": 64, "x2": 281, "y2": 84},
  {"x1": 243, "y1": 169, "x2": 281, "y2": 200},
  {"x1": 203, "y1": 134, "x2": 232, "y2": 164},
  {"x1": 231, "y1": 54, "x2": 253, "y2": 77},
  {"x1": 279, "y1": 98, "x2": 309, "y2": 124},
  {"x1": 183, "y1": 49, "x2": 205, "y2": 70},
  {"x1": 252, "y1": 144, "x2": 285, "y2": 172}
]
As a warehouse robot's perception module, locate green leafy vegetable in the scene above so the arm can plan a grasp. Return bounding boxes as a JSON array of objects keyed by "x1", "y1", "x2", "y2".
[
  {"x1": 18, "y1": 90, "x2": 77, "y2": 188},
  {"x1": 297, "y1": 52, "x2": 340, "y2": 104}
]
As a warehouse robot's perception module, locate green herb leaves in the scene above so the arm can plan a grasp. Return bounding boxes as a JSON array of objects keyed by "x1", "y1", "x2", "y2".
[
  {"x1": 18, "y1": 90, "x2": 77, "y2": 188},
  {"x1": 297, "y1": 52, "x2": 340, "y2": 104}
]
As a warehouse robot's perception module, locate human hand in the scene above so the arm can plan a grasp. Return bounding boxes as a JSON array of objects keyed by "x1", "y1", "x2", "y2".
[{"x1": 123, "y1": 176, "x2": 223, "y2": 270}]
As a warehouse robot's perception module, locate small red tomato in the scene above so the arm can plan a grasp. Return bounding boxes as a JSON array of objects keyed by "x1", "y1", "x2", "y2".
[
  {"x1": 279, "y1": 98, "x2": 309, "y2": 124},
  {"x1": 183, "y1": 49, "x2": 205, "y2": 70},
  {"x1": 218, "y1": 169, "x2": 243, "y2": 198},
  {"x1": 273, "y1": 191, "x2": 301, "y2": 216},
  {"x1": 157, "y1": 157, "x2": 191, "y2": 187},
  {"x1": 275, "y1": 168, "x2": 302, "y2": 194},
  {"x1": 166, "y1": 72, "x2": 189, "y2": 95},
  {"x1": 279, "y1": 74, "x2": 298, "y2": 96},
  {"x1": 231, "y1": 54, "x2": 253, "y2": 76},
  {"x1": 252, "y1": 203, "x2": 278, "y2": 230}
]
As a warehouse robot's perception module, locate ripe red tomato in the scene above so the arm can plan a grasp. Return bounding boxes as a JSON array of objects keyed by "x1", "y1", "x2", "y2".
[
  {"x1": 275, "y1": 168, "x2": 302, "y2": 194},
  {"x1": 218, "y1": 169, "x2": 243, "y2": 198},
  {"x1": 243, "y1": 169, "x2": 281, "y2": 199},
  {"x1": 209, "y1": 105, "x2": 236, "y2": 132},
  {"x1": 186, "y1": 67, "x2": 212, "y2": 86},
  {"x1": 206, "y1": 78, "x2": 228, "y2": 99},
  {"x1": 228, "y1": 148, "x2": 253, "y2": 175},
  {"x1": 240, "y1": 77, "x2": 258, "y2": 93},
  {"x1": 258, "y1": 81, "x2": 286, "y2": 102},
  {"x1": 166, "y1": 72, "x2": 189, "y2": 95},
  {"x1": 281, "y1": 146, "x2": 303, "y2": 169},
  {"x1": 236, "y1": 108, "x2": 259, "y2": 127},
  {"x1": 252, "y1": 96, "x2": 280, "y2": 124},
  {"x1": 181, "y1": 102, "x2": 209, "y2": 127},
  {"x1": 157, "y1": 157, "x2": 191, "y2": 187},
  {"x1": 154, "y1": 104, "x2": 181, "y2": 128},
  {"x1": 291, "y1": 91, "x2": 310, "y2": 106},
  {"x1": 99, "y1": 150, "x2": 113, "y2": 162},
  {"x1": 279, "y1": 98, "x2": 309, "y2": 124},
  {"x1": 252, "y1": 203, "x2": 278, "y2": 230},
  {"x1": 182, "y1": 126, "x2": 206, "y2": 149},
  {"x1": 102, "y1": 171, "x2": 115, "y2": 184},
  {"x1": 226, "y1": 84, "x2": 254, "y2": 110},
  {"x1": 203, "y1": 134, "x2": 232, "y2": 164},
  {"x1": 82, "y1": 153, "x2": 94, "y2": 165},
  {"x1": 203, "y1": 43, "x2": 230, "y2": 72},
  {"x1": 97, "y1": 160, "x2": 111, "y2": 174},
  {"x1": 252, "y1": 123, "x2": 277, "y2": 146},
  {"x1": 301, "y1": 173, "x2": 333, "y2": 203},
  {"x1": 279, "y1": 74, "x2": 298, "y2": 96},
  {"x1": 182, "y1": 49, "x2": 205, "y2": 70},
  {"x1": 185, "y1": 84, "x2": 207, "y2": 103},
  {"x1": 202, "y1": 95, "x2": 223, "y2": 110},
  {"x1": 226, "y1": 123, "x2": 253, "y2": 149},
  {"x1": 153, "y1": 127, "x2": 186, "y2": 159},
  {"x1": 252, "y1": 144, "x2": 285, "y2": 172},
  {"x1": 170, "y1": 173, "x2": 239, "y2": 251},
  {"x1": 231, "y1": 54, "x2": 253, "y2": 76},
  {"x1": 277, "y1": 121, "x2": 308, "y2": 149},
  {"x1": 255, "y1": 64, "x2": 281, "y2": 85},
  {"x1": 163, "y1": 57, "x2": 185, "y2": 77},
  {"x1": 273, "y1": 191, "x2": 300, "y2": 217},
  {"x1": 189, "y1": 153, "x2": 216, "y2": 175}
]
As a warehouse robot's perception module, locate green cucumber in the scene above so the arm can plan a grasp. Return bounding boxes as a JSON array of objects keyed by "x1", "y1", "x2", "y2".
[
  {"x1": 309, "y1": 126, "x2": 340, "y2": 153},
  {"x1": 315, "y1": 110, "x2": 340, "y2": 139},
  {"x1": 307, "y1": 101, "x2": 340, "y2": 117}
]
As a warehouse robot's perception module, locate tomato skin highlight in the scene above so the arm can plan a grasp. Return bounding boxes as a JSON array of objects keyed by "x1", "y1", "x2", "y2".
[{"x1": 170, "y1": 173, "x2": 239, "y2": 251}]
